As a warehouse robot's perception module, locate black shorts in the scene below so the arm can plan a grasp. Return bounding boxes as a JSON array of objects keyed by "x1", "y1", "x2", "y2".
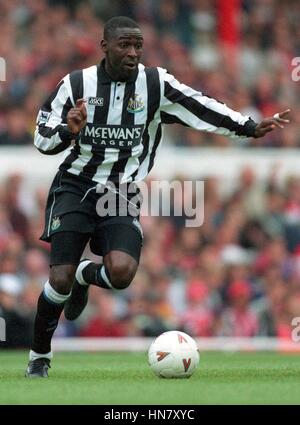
[{"x1": 41, "y1": 171, "x2": 143, "y2": 265}]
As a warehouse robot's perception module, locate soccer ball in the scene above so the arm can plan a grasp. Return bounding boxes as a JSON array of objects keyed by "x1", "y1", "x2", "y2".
[{"x1": 148, "y1": 331, "x2": 200, "y2": 378}]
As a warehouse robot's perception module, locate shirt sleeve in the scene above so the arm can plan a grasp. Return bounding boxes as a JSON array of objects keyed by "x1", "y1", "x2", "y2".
[
  {"x1": 34, "y1": 74, "x2": 76, "y2": 155},
  {"x1": 159, "y1": 69, "x2": 257, "y2": 140}
]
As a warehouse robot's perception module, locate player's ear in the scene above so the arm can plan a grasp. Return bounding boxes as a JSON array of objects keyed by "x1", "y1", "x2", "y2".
[{"x1": 101, "y1": 39, "x2": 108, "y2": 54}]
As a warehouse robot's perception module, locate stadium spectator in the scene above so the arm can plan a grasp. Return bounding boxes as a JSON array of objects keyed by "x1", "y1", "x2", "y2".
[
  {"x1": 0, "y1": 108, "x2": 33, "y2": 146},
  {"x1": 179, "y1": 278, "x2": 215, "y2": 336},
  {"x1": 218, "y1": 280, "x2": 259, "y2": 337},
  {"x1": 79, "y1": 290, "x2": 127, "y2": 337},
  {"x1": 0, "y1": 274, "x2": 32, "y2": 348}
]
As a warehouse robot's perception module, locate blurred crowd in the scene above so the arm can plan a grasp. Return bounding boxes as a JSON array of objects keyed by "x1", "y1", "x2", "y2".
[
  {"x1": 0, "y1": 0, "x2": 300, "y2": 147},
  {"x1": 1, "y1": 165, "x2": 300, "y2": 347}
]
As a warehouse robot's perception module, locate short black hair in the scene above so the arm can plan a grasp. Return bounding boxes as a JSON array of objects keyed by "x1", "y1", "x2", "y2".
[{"x1": 103, "y1": 16, "x2": 140, "y2": 40}]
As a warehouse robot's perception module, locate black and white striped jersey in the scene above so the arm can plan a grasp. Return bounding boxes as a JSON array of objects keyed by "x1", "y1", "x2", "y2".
[{"x1": 34, "y1": 59, "x2": 257, "y2": 185}]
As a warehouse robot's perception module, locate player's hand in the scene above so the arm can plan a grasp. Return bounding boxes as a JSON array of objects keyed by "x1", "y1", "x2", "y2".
[
  {"x1": 254, "y1": 109, "x2": 290, "y2": 138},
  {"x1": 67, "y1": 98, "x2": 87, "y2": 135}
]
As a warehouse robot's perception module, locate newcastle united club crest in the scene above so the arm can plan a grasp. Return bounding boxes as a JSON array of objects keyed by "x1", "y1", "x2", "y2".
[
  {"x1": 51, "y1": 216, "x2": 61, "y2": 231},
  {"x1": 127, "y1": 93, "x2": 144, "y2": 113}
]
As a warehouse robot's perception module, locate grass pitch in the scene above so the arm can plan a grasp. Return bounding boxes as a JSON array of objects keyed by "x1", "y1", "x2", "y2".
[{"x1": 0, "y1": 351, "x2": 300, "y2": 404}]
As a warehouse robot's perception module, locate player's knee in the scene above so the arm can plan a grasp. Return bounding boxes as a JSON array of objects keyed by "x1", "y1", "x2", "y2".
[
  {"x1": 105, "y1": 251, "x2": 138, "y2": 290},
  {"x1": 109, "y1": 262, "x2": 137, "y2": 290},
  {"x1": 49, "y1": 266, "x2": 76, "y2": 295}
]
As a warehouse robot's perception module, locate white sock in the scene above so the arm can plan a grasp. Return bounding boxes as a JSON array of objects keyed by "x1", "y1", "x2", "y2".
[
  {"x1": 76, "y1": 260, "x2": 92, "y2": 286},
  {"x1": 99, "y1": 265, "x2": 113, "y2": 289},
  {"x1": 29, "y1": 350, "x2": 53, "y2": 361},
  {"x1": 44, "y1": 280, "x2": 71, "y2": 304}
]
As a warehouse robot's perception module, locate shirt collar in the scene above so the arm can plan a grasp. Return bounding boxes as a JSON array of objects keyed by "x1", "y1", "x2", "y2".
[{"x1": 98, "y1": 59, "x2": 139, "y2": 84}]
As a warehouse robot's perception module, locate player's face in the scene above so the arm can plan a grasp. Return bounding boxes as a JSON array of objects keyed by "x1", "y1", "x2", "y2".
[{"x1": 102, "y1": 28, "x2": 144, "y2": 81}]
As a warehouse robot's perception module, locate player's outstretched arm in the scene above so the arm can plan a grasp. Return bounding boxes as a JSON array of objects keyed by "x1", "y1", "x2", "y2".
[
  {"x1": 254, "y1": 109, "x2": 291, "y2": 138},
  {"x1": 159, "y1": 69, "x2": 291, "y2": 142},
  {"x1": 159, "y1": 69, "x2": 256, "y2": 140}
]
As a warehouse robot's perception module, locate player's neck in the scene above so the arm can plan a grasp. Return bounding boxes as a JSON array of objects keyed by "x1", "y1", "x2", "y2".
[{"x1": 104, "y1": 61, "x2": 124, "y2": 82}]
